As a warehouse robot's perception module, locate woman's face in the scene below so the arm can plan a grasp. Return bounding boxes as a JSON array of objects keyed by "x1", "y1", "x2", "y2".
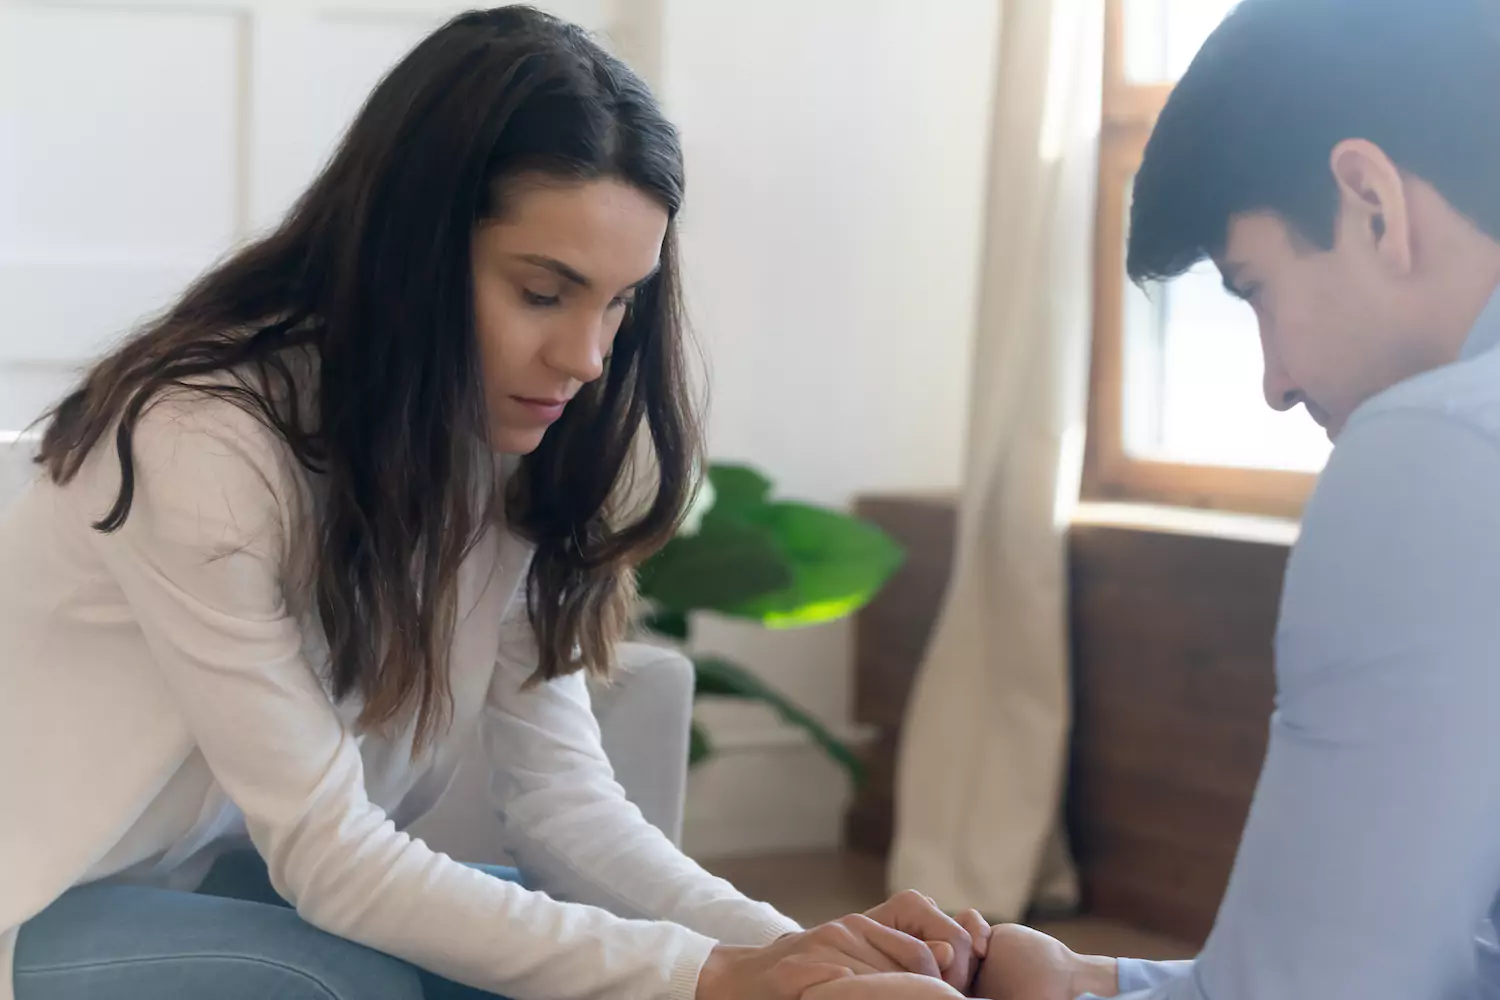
[{"x1": 471, "y1": 176, "x2": 669, "y2": 454}]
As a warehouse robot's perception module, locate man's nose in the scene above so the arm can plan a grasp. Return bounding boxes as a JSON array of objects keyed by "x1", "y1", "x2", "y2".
[
  {"x1": 1262, "y1": 351, "x2": 1300, "y2": 413},
  {"x1": 1266, "y1": 383, "x2": 1304, "y2": 413}
]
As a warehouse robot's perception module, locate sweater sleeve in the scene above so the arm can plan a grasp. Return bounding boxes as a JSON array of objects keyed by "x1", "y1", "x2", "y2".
[
  {"x1": 483, "y1": 605, "x2": 802, "y2": 947},
  {"x1": 72, "y1": 396, "x2": 718, "y2": 1000}
]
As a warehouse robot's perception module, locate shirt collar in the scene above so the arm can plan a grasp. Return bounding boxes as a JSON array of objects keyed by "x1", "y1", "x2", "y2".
[{"x1": 1459, "y1": 284, "x2": 1500, "y2": 361}]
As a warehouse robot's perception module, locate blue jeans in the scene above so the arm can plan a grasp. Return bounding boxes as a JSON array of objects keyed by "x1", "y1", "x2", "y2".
[{"x1": 15, "y1": 851, "x2": 516, "y2": 999}]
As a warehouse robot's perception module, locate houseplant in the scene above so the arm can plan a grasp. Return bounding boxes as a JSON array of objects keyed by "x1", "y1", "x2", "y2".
[{"x1": 635, "y1": 463, "x2": 905, "y2": 786}]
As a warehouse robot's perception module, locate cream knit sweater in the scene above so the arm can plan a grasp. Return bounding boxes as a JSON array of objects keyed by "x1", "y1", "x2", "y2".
[{"x1": 0, "y1": 395, "x2": 797, "y2": 1000}]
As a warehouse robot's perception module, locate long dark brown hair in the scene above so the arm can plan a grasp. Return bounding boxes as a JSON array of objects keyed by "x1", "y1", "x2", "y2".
[{"x1": 36, "y1": 6, "x2": 700, "y2": 749}]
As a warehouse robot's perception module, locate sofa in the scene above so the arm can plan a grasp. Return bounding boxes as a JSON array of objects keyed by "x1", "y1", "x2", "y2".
[{"x1": 412, "y1": 642, "x2": 695, "y2": 861}]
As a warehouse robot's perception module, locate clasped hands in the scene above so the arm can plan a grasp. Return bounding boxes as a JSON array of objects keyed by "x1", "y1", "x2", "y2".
[{"x1": 696, "y1": 892, "x2": 1117, "y2": 1000}]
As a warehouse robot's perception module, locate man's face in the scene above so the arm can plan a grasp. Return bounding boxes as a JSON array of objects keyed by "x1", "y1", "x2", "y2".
[{"x1": 1215, "y1": 212, "x2": 1430, "y2": 441}]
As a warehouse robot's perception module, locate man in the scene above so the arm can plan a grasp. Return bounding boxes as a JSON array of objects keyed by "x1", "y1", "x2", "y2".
[
  {"x1": 972, "y1": 0, "x2": 1500, "y2": 997},
  {"x1": 799, "y1": 0, "x2": 1500, "y2": 995}
]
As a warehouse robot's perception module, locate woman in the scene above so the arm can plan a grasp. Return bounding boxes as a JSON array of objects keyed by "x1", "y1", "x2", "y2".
[{"x1": 0, "y1": 7, "x2": 984, "y2": 1000}]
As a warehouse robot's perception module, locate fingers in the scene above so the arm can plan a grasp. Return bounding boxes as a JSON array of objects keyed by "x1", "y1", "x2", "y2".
[
  {"x1": 956, "y1": 909, "x2": 992, "y2": 960},
  {"x1": 867, "y1": 890, "x2": 979, "y2": 989},
  {"x1": 796, "y1": 923, "x2": 890, "y2": 976},
  {"x1": 925, "y1": 940, "x2": 955, "y2": 970},
  {"x1": 869, "y1": 891, "x2": 969, "y2": 942},
  {"x1": 768, "y1": 958, "x2": 853, "y2": 997},
  {"x1": 801, "y1": 918, "x2": 931, "y2": 977},
  {"x1": 803, "y1": 973, "x2": 968, "y2": 1000},
  {"x1": 842, "y1": 914, "x2": 944, "y2": 979}
]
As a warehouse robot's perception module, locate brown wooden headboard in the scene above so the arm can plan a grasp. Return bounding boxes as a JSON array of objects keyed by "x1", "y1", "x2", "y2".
[{"x1": 846, "y1": 495, "x2": 1285, "y2": 944}]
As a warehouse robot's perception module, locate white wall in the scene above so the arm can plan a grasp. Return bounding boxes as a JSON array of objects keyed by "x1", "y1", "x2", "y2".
[
  {"x1": 656, "y1": 0, "x2": 997, "y2": 855},
  {"x1": 0, "y1": 0, "x2": 606, "y2": 435},
  {"x1": 0, "y1": 0, "x2": 607, "y2": 520}
]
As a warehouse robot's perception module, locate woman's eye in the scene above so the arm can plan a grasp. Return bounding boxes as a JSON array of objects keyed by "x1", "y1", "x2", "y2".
[
  {"x1": 522, "y1": 290, "x2": 562, "y2": 307},
  {"x1": 608, "y1": 295, "x2": 634, "y2": 311}
]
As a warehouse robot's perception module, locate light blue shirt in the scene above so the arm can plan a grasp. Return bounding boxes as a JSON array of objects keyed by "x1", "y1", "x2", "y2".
[{"x1": 1084, "y1": 287, "x2": 1500, "y2": 1000}]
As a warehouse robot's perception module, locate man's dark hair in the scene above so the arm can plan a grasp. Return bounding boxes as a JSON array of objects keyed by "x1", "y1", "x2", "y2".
[{"x1": 1128, "y1": 0, "x2": 1500, "y2": 283}]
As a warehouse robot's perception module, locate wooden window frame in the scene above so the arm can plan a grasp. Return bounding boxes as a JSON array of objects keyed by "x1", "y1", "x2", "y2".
[{"x1": 1081, "y1": 0, "x2": 1316, "y2": 520}]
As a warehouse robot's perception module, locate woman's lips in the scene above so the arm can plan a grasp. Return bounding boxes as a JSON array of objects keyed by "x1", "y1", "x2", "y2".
[{"x1": 512, "y1": 396, "x2": 569, "y2": 423}]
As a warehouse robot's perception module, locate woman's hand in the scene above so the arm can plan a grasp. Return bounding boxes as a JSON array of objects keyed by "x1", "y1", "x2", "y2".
[
  {"x1": 802, "y1": 972, "x2": 967, "y2": 999},
  {"x1": 971, "y1": 924, "x2": 1118, "y2": 1000},
  {"x1": 695, "y1": 914, "x2": 945, "y2": 1000},
  {"x1": 865, "y1": 890, "x2": 991, "y2": 990}
]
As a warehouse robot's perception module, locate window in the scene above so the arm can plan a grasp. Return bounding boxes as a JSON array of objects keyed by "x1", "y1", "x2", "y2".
[{"x1": 1083, "y1": 0, "x2": 1329, "y2": 518}]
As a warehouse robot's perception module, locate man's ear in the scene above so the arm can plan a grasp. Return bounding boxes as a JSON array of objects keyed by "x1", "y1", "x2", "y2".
[{"x1": 1329, "y1": 139, "x2": 1412, "y2": 277}]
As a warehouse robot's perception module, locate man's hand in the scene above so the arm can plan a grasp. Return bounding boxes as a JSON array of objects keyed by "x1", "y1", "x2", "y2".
[
  {"x1": 971, "y1": 925, "x2": 1117, "y2": 1000},
  {"x1": 865, "y1": 890, "x2": 992, "y2": 991},
  {"x1": 696, "y1": 914, "x2": 946, "y2": 1000}
]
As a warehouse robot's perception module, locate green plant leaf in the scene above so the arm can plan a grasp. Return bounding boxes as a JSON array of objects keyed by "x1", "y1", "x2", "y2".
[
  {"x1": 721, "y1": 503, "x2": 905, "y2": 628},
  {"x1": 692, "y1": 655, "x2": 865, "y2": 787},
  {"x1": 679, "y1": 475, "x2": 717, "y2": 537},
  {"x1": 642, "y1": 610, "x2": 690, "y2": 641},
  {"x1": 637, "y1": 517, "x2": 793, "y2": 612},
  {"x1": 703, "y1": 463, "x2": 773, "y2": 522},
  {"x1": 689, "y1": 721, "x2": 713, "y2": 767}
]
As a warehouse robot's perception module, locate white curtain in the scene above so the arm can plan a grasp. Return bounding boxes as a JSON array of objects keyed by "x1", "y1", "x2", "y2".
[{"x1": 889, "y1": 0, "x2": 1105, "y2": 920}]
